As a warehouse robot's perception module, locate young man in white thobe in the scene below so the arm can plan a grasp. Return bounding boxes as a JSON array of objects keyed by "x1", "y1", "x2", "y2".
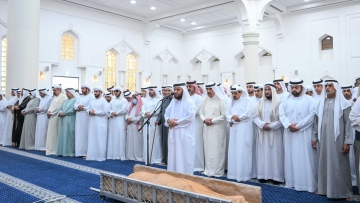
[
  {"x1": 254, "y1": 84, "x2": 263, "y2": 102},
  {"x1": 34, "y1": 89, "x2": 53, "y2": 151},
  {"x1": 199, "y1": 82, "x2": 227, "y2": 177},
  {"x1": 313, "y1": 80, "x2": 353, "y2": 199},
  {"x1": 107, "y1": 87, "x2": 128, "y2": 160},
  {"x1": 46, "y1": 85, "x2": 67, "y2": 155},
  {"x1": 350, "y1": 95, "x2": 360, "y2": 199},
  {"x1": 186, "y1": 80, "x2": 204, "y2": 171},
  {"x1": 74, "y1": 84, "x2": 94, "y2": 158},
  {"x1": 86, "y1": 86, "x2": 109, "y2": 161},
  {"x1": 2, "y1": 88, "x2": 19, "y2": 146},
  {"x1": 226, "y1": 85, "x2": 253, "y2": 182},
  {"x1": 253, "y1": 84, "x2": 284, "y2": 184},
  {"x1": 141, "y1": 86, "x2": 162, "y2": 164},
  {"x1": 164, "y1": 83, "x2": 196, "y2": 175},
  {"x1": 279, "y1": 78, "x2": 317, "y2": 192},
  {"x1": 312, "y1": 79, "x2": 324, "y2": 104},
  {"x1": 273, "y1": 79, "x2": 290, "y2": 101}
]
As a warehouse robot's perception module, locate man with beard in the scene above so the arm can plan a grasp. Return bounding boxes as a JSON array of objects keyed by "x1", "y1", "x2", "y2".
[
  {"x1": 164, "y1": 83, "x2": 196, "y2": 174},
  {"x1": 226, "y1": 85, "x2": 253, "y2": 182},
  {"x1": 107, "y1": 87, "x2": 128, "y2": 160},
  {"x1": 342, "y1": 85, "x2": 354, "y2": 103},
  {"x1": 19, "y1": 89, "x2": 41, "y2": 150},
  {"x1": 74, "y1": 84, "x2": 94, "y2": 158},
  {"x1": 2, "y1": 88, "x2": 19, "y2": 146},
  {"x1": 199, "y1": 82, "x2": 227, "y2": 177},
  {"x1": 86, "y1": 86, "x2": 109, "y2": 161},
  {"x1": 13, "y1": 89, "x2": 31, "y2": 147},
  {"x1": 155, "y1": 85, "x2": 173, "y2": 165},
  {"x1": 46, "y1": 84, "x2": 67, "y2": 155},
  {"x1": 279, "y1": 79, "x2": 317, "y2": 192},
  {"x1": 253, "y1": 84, "x2": 284, "y2": 184},
  {"x1": 313, "y1": 80, "x2": 353, "y2": 199},
  {"x1": 141, "y1": 86, "x2": 162, "y2": 164},
  {"x1": 141, "y1": 87, "x2": 148, "y2": 100},
  {"x1": 246, "y1": 82, "x2": 257, "y2": 100},
  {"x1": 273, "y1": 79, "x2": 290, "y2": 101},
  {"x1": 186, "y1": 80, "x2": 204, "y2": 171},
  {"x1": 34, "y1": 89, "x2": 53, "y2": 151}
]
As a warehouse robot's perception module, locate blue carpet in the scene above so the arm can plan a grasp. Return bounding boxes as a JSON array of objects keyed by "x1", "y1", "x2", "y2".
[
  {"x1": 0, "y1": 149, "x2": 116, "y2": 202},
  {"x1": 1, "y1": 146, "x2": 359, "y2": 203},
  {"x1": 0, "y1": 181, "x2": 39, "y2": 202}
]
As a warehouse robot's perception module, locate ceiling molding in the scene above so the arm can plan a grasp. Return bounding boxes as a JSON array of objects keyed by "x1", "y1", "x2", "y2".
[{"x1": 288, "y1": 0, "x2": 360, "y2": 13}]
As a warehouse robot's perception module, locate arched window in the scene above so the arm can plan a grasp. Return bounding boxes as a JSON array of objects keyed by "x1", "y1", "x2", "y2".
[
  {"x1": 1, "y1": 37, "x2": 7, "y2": 92},
  {"x1": 321, "y1": 35, "x2": 333, "y2": 50},
  {"x1": 61, "y1": 34, "x2": 74, "y2": 60},
  {"x1": 126, "y1": 54, "x2": 136, "y2": 91},
  {"x1": 105, "y1": 50, "x2": 117, "y2": 89}
]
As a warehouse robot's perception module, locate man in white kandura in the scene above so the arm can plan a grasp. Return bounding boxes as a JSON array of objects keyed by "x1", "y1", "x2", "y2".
[
  {"x1": 2, "y1": 88, "x2": 19, "y2": 146},
  {"x1": 199, "y1": 82, "x2": 227, "y2": 177},
  {"x1": 186, "y1": 80, "x2": 204, "y2": 171},
  {"x1": 312, "y1": 79, "x2": 325, "y2": 104},
  {"x1": 279, "y1": 78, "x2": 317, "y2": 192},
  {"x1": 74, "y1": 84, "x2": 94, "y2": 157},
  {"x1": 226, "y1": 85, "x2": 253, "y2": 182},
  {"x1": 164, "y1": 83, "x2": 196, "y2": 174},
  {"x1": 253, "y1": 84, "x2": 284, "y2": 184},
  {"x1": 86, "y1": 86, "x2": 109, "y2": 161},
  {"x1": 273, "y1": 79, "x2": 290, "y2": 101},
  {"x1": 0, "y1": 92, "x2": 7, "y2": 145},
  {"x1": 141, "y1": 86, "x2": 162, "y2": 164},
  {"x1": 107, "y1": 86, "x2": 128, "y2": 160},
  {"x1": 34, "y1": 89, "x2": 53, "y2": 151},
  {"x1": 46, "y1": 84, "x2": 67, "y2": 155}
]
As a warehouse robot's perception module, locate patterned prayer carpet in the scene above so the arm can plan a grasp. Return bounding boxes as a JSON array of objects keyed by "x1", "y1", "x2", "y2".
[{"x1": 0, "y1": 146, "x2": 358, "y2": 203}]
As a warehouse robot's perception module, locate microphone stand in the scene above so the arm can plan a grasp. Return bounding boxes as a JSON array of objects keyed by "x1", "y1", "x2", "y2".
[{"x1": 138, "y1": 96, "x2": 169, "y2": 166}]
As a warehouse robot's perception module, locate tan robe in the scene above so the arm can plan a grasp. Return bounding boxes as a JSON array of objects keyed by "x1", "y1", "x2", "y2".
[
  {"x1": 46, "y1": 93, "x2": 67, "y2": 155},
  {"x1": 199, "y1": 95, "x2": 226, "y2": 177}
]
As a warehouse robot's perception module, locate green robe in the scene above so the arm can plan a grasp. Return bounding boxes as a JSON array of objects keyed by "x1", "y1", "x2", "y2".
[{"x1": 56, "y1": 98, "x2": 77, "y2": 157}]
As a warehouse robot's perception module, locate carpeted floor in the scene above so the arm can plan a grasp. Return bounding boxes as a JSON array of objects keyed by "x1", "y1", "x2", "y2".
[{"x1": 0, "y1": 146, "x2": 358, "y2": 203}]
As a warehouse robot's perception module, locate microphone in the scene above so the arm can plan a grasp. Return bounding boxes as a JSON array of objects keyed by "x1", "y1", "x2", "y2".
[{"x1": 162, "y1": 92, "x2": 174, "y2": 100}]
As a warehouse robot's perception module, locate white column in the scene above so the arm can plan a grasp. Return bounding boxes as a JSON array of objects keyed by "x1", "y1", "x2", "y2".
[
  {"x1": 7, "y1": 0, "x2": 40, "y2": 96},
  {"x1": 242, "y1": 32, "x2": 260, "y2": 82}
]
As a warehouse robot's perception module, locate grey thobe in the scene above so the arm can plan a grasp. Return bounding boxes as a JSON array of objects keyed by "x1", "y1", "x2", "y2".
[
  {"x1": 156, "y1": 98, "x2": 172, "y2": 164},
  {"x1": 313, "y1": 98, "x2": 353, "y2": 198},
  {"x1": 19, "y1": 98, "x2": 41, "y2": 150}
]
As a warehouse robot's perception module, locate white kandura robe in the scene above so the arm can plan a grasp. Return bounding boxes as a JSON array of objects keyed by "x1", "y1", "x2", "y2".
[
  {"x1": 164, "y1": 99, "x2": 196, "y2": 175},
  {"x1": 141, "y1": 96, "x2": 162, "y2": 164},
  {"x1": 2, "y1": 96, "x2": 18, "y2": 146},
  {"x1": 226, "y1": 97, "x2": 253, "y2": 182},
  {"x1": 279, "y1": 94, "x2": 317, "y2": 192},
  {"x1": 125, "y1": 107, "x2": 144, "y2": 161},
  {"x1": 0, "y1": 98, "x2": 7, "y2": 144},
  {"x1": 86, "y1": 97, "x2": 109, "y2": 161},
  {"x1": 277, "y1": 91, "x2": 290, "y2": 102},
  {"x1": 46, "y1": 93, "x2": 67, "y2": 155},
  {"x1": 248, "y1": 95, "x2": 258, "y2": 179},
  {"x1": 107, "y1": 97, "x2": 128, "y2": 160},
  {"x1": 34, "y1": 96, "x2": 52, "y2": 151},
  {"x1": 253, "y1": 100, "x2": 284, "y2": 182},
  {"x1": 189, "y1": 94, "x2": 204, "y2": 171},
  {"x1": 74, "y1": 94, "x2": 94, "y2": 156},
  {"x1": 199, "y1": 95, "x2": 227, "y2": 177}
]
